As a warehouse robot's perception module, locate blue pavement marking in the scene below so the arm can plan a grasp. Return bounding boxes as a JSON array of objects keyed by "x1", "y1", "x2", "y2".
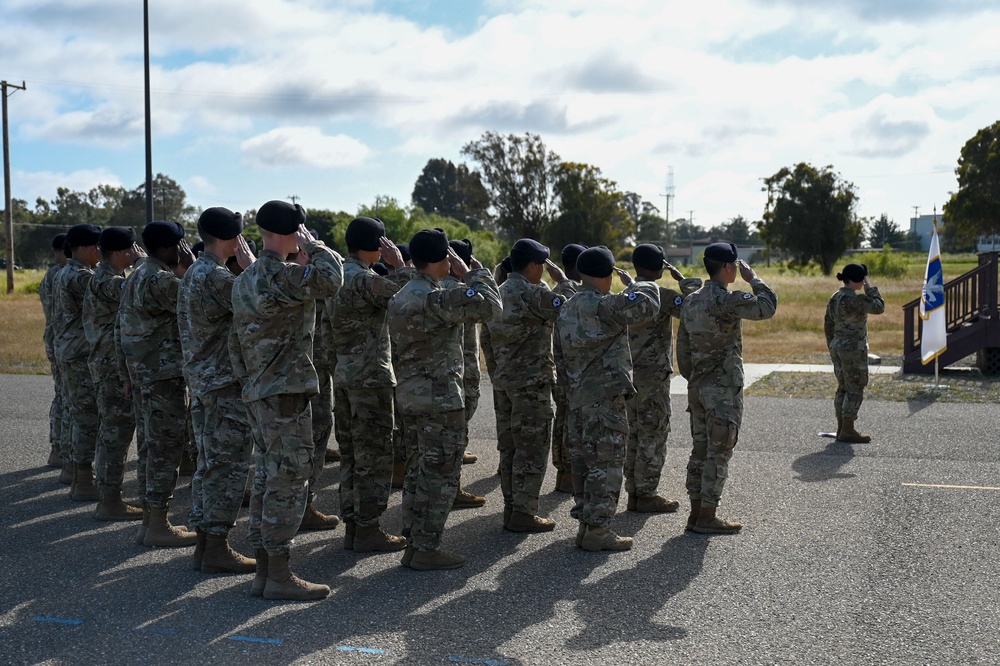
[
  {"x1": 33, "y1": 616, "x2": 83, "y2": 626},
  {"x1": 337, "y1": 645, "x2": 386, "y2": 655},
  {"x1": 229, "y1": 635, "x2": 284, "y2": 645},
  {"x1": 448, "y1": 657, "x2": 512, "y2": 666}
]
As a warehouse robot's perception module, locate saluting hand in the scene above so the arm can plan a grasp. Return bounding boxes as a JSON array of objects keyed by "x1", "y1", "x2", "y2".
[
  {"x1": 129, "y1": 242, "x2": 147, "y2": 264},
  {"x1": 664, "y1": 260, "x2": 684, "y2": 282},
  {"x1": 178, "y1": 239, "x2": 195, "y2": 269},
  {"x1": 613, "y1": 266, "x2": 633, "y2": 287},
  {"x1": 448, "y1": 247, "x2": 470, "y2": 279},
  {"x1": 379, "y1": 236, "x2": 404, "y2": 269},
  {"x1": 545, "y1": 258, "x2": 567, "y2": 283},
  {"x1": 738, "y1": 260, "x2": 757, "y2": 282},
  {"x1": 235, "y1": 235, "x2": 256, "y2": 270}
]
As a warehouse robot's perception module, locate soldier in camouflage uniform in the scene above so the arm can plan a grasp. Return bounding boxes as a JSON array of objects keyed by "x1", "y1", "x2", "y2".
[
  {"x1": 625, "y1": 244, "x2": 702, "y2": 514},
  {"x1": 442, "y1": 238, "x2": 486, "y2": 509},
  {"x1": 39, "y1": 233, "x2": 68, "y2": 470},
  {"x1": 84, "y1": 227, "x2": 146, "y2": 521},
  {"x1": 489, "y1": 238, "x2": 575, "y2": 532},
  {"x1": 556, "y1": 246, "x2": 660, "y2": 552},
  {"x1": 825, "y1": 262, "x2": 885, "y2": 444},
  {"x1": 389, "y1": 228, "x2": 501, "y2": 571},
  {"x1": 231, "y1": 201, "x2": 343, "y2": 601},
  {"x1": 551, "y1": 244, "x2": 585, "y2": 493},
  {"x1": 177, "y1": 208, "x2": 258, "y2": 574},
  {"x1": 119, "y1": 220, "x2": 198, "y2": 548},
  {"x1": 677, "y1": 243, "x2": 777, "y2": 535},
  {"x1": 331, "y1": 217, "x2": 411, "y2": 553},
  {"x1": 54, "y1": 224, "x2": 103, "y2": 502}
]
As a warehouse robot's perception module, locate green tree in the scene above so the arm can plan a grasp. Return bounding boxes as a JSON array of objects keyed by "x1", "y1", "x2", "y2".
[
  {"x1": 461, "y1": 131, "x2": 560, "y2": 241},
  {"x1": 866, "y1": 213, "x2": 906, "y2": 248},
  {"x1": 707, "y1": 215, "x2": 758, "y2": 245},
  {"x1": 411, "y1": 158, "x2": 491, "y2": 229},
  {"x1": 760, "y1": 162, "x2": 861, "y2": 275},
  {"x1": 944, "y1": 120, "x2": 1000, "y2": 248},
  {"x1": 113, "y1": 173, "x2": 196, "y2": 228},
  {"x1": 545, "y1": 162, "x2": 634, "y2": 252},
  {"x1": 624, "y1": 193, "x2": 667, "y2": 244}
]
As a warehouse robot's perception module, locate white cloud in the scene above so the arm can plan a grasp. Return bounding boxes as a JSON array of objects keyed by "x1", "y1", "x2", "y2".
[
  {"x1": 240, "y1": 127, "x2": 371, "y2": 169},
  {"x1": 13, "y1": 168, "x2": 123, "y2": 205}
]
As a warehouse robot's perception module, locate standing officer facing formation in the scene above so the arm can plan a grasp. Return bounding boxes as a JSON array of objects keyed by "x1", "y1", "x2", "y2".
[
  {"x1": 677, "y1": 243, "x2": 777, "y2": 535},
  {"x1": 39, "y1": 233, "x2": 69, "y2": 470},
  {"x1": 825, "y1": 263, "x2": 885, "y2": 443}
]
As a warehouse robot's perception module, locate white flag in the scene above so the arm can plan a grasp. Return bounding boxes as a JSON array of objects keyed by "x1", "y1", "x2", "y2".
[{"x1": 919, "y1": 224, "x2": 946, "y2": 364}]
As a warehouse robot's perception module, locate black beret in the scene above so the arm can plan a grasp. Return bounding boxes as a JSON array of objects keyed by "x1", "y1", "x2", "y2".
[
  {"x1": 501, "y1": 256, "x2": 512, "y2": 272},
  {"x1": 577, "y1": 246, "x2": 616, "y2": 278},
  {"x1": 99, "y1": 227, "x2": 136, "y2": 253},
  {"x1": 371, "y1": 261, "x2": 390, "y2": 276},
  {"x1": 191, "y1": 241, "x2": 205, "y2": 258},
  {"x1": 511, "y1": 238, "x2": 549, "y2": 264},
  {"x1": 245, "y1": 238, "x2": 257, "y2": 255},
  {"x1": 345, "y1": 217, "x2": 385, "y2": 252},
  {"x1": 396, "y1": 243, "x2": 411, "y2": 262},
  {"x1": 561, "y1": 243, "x2": 588, "y2": 269},
  {"x1": 704, "y1": 242, "x2": 738, "y2": 262},
  {"x1": 51, "y1": 233, "x2": 67, "y2": 250},
  {"x1": 449, "y1": 239, "x2": 474, "y2": 264},
  {"x1": 409, "y1": 228, "x2": 449, "y2": 263},
  {"x1": 198, "y1": 207, "x2": 243, "y2": 240},
  {"x1": 838, "y1": 263, "x2": 867, "y2": 282},
  {"x1": 142, "y1": 220, "x2": 185, "y2": 249},
  {"x1": 257, "y1": 200, "x2": 306, "y2": 235},
  {"x1": 65, "y1": 224, "x2": 102, "y2": 248},
  {"x1": 632, "y1": 244, "x2": 665, "y2": 271}
]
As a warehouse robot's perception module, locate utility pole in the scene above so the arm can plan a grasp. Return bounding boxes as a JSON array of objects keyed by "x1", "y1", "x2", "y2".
[
  {"x1": 143, "y1": 0, "x2": 154, "y2": 226},
  {"x1": 659, "y1": 166, "x2": 674, "y2": 244},
  {"x1": 2, "y1": 80, "x2": 26, "y2": 294},
  {"x1": 287, "y1": 195, "x2": 300, "y2": 205}
]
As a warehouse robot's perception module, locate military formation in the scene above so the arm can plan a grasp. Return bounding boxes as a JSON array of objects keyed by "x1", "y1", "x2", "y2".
[{"x1": 43, "y1": 199, "x2": 897, "y2": 601}]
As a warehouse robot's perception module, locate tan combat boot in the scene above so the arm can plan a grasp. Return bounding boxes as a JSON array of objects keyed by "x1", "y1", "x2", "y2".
[
  {"x1": 505, "y1": 511, "x2": 556, "y2": 533},
  {"x1": 70, "y1": 463, "x2": 101, "y2": 502},
  {"x1": 400, "y1": 546, "x2": 415, "y2": 567},
  {"x1": 462, "y1": 451, "x2": 478, "y2": 464},
  {"x1": 94, "y1": 489, "x2": 143, "y2": 521},
  {"x1": 581, "y1": 525, "x2": 633, "y2": 552},
  {"x1": 343, "y1": 521, "x2": 356, "y2": 550},
  {"x1": 691, "y1": 505, "x2": 742, "y2": 535},
  {"x1": 143, "y1": 507, "x2": 198, "y2": 547},
  {"x1": 686, "y1": 497, "x2": 702, "y2": 531},
  {"x1": 324, "y1": 447, "x2": 341, "y2": 463},
  {"x1": 391, "y1": 457, "x2": 405, "y2": 489},
  {"x1": 262, "y1": 553, "x2": 330, "y2": 601},
  {"x1": 192, "y1": 529, "x2": 207, "y2": 571},
  {"x1": 201, "y1": 533, "x2": 256, "y2": 574},
  {"x1": 249, "y1": 548, "x2": 268, "y2": 597},
  {"x1": 58, "y1": 461, "x2": 73, "y2": 485},
  {"x1": 353, "y1": 525, "x2": 407, "y2": 553},
  {"x1": 407, "y1": 549, "x2": 466, "y2": 571},
  {"x1": 502, "y1": 507, "x2": 512, "y2": 528},
  {"x1": 297, "y1": 504, "x2": 340, "y2": 532},
  {"x1": 631, "y1": 495, "x2": 680, "y2": 514},
  {"x1": 575, "y1": 522, "x2": 586, "y2": 548},
  {"x1": 47, "y1": 447, "x2": 62, "y2": 468},
  {"x1": 838, "y1": 419, "x2": 871, "y2": 444},
  {"x1": 452, "y1": 489, "x2": 486, "y2": 510},
  {"x1": 555, "y1": 470, "x2": 574, "y2": 494},
  {"x1": 135, "y1": 503, "x2": 150, "y2": 545},
  {"x1": 835, "y1": 416, "x2": 844, "y2": 440}
]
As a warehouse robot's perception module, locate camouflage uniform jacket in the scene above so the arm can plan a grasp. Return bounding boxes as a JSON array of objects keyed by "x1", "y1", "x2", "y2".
[
  {"x1": 555, "y1": 281, "x2": 660, "y2": 410},
  {"x1": 488, "y1": 272, "x2": 575, "y2": 390},
  {"x1": 177, "y1": 251, "x2": 240, "y2": 396},
  {"x1": 53, "y1": 259, "x2": 95, "y2": 365},
  {"x1": 231, "y1": 243, "x2": 344, "y2": 402},
  {"x1": 629, "y1": 277, "x2": 703, "y2": 383},
  {"x1": 313, "y1": 302, "x2": 331, "y2": 372},
  {"x1": 552, "y1": 279, "x2": 581, "y2": 389},
  {"x1": 442, "y1": 274, "x2": 483, "y2": 397},
  {"x1": 676, "y1": 277, "x2": 778, "y2": 389},
  {"x1": 118, "y1": 256, "x2": 184, "y2": 385},
  {"x1": 824, "y1": 286, "x2": 885, "y2": 353},
  {"x1": 388, "y1": 269, "x2": 501, "y2": 416},
  {"x1": 83, "y1": 262, "x2": 127, "y2": 375},
  {"x1": 40, "y1": 263, "x2": 63, "y2": 358},
  {"x1": 331, "y1": 257, "x2": 414, "y2": 390}
]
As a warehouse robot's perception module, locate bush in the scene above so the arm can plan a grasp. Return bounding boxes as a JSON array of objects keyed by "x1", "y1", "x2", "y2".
[
  {"x1": 18, "y1": 280, "x2": 40, "y2": 295},
  {"x1": 865, "y1": 245, "x2": 908, "y2": 278}
]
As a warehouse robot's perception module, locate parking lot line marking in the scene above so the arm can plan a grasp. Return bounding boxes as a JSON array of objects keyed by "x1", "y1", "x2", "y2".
[
  {"x1": 33, "y1": 616, "x2": 83, "y2": 626},
  {"x1": 337, "y1": 646, "x2": 386, "y2": 655},
  {"x1": 229, "y1": 635, "x2": 283, "y2": 645},
  {"x1": 902, "y1": 483, "x2": 1000, "y2": 491}
]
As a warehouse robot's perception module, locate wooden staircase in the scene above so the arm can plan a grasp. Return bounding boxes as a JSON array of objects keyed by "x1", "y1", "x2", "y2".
[{"x1": 903, "y1": 251, "x2": 1000, "y2": 374}]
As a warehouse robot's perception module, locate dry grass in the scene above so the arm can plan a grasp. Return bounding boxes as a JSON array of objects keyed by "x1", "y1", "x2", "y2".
[
  {"x1": 747, "y1": 370, "x2": 1000, "y2": 403},
  {"x1": 0, "y1": 269, "x2": 49, "y2": 374}
]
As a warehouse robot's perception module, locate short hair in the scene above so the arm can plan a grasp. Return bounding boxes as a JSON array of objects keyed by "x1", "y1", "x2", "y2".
[
  {"x1": 509, "y1": 251, "x2": 532, "y2": 272},
  {"x1": 196, "y1": 221, "x2": 220, "y2": 244},
  {"x1": 704, "y1": 257, "x2": 728, "y2": 276},
  {"x1": 413, "y1": 258, "x2": 430, "y2": 270}
]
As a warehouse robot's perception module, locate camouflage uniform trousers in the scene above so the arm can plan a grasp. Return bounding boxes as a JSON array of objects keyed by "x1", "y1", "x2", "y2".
[
  {"x1": 190, "y1": 385, "x2": 252, "y2": 535},
  {"x1": 136, "y1": 377, "x2": 187, "y2": 509},
  {"x1": 567, "y1": 395, "x2": 628, "y2": 527},
  {"x1": 496, "y1": 384, "x2": 554, "y2": 515},
  {"x1": 92, "y1": 370, "x2": 137, "y2": 492},
  {"x1": 308, "y1": 365, "x2": 334, "y2": 505},
  {"x1": 133, "y1": 390, "x2": 147, "y2": 496},
  {"x1": 400, "y1": 409, "x2": 466, "y2": 552},
  {"x1": 334, "y1": 386, "x2": 394, "y2": 528},
  {"x1": 457, "y1": 392, "x2": 478, "y2": 487},
  {"x1": 685, "y1": 385, "x2": 742, "y2": 508},
  {"x1": 48, "y1": 357, "x2": 69, "y2": 457},
  {"x1": 624, "y1": 378, "x2": 672, "y2": 498},
  {"x1": 185, "y1": 398, "x2": 201, "y2": 524},
  {"x1": 550, "y1": 382, "x2": 571, "y2": 474},
  {"x1": 246, "y1": 394, "x2": 314, "y2": 557},
  {"x1": 830, "y1": 347, "x2": 868, "y2": 421},
  {"x1": 60, "y1": 359, "x2": 100, "y2": 465}
]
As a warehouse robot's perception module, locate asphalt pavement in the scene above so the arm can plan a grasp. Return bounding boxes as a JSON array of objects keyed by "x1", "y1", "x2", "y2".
[{"x1": 1, "y1": 373, "x2": 997, "y2": 665}]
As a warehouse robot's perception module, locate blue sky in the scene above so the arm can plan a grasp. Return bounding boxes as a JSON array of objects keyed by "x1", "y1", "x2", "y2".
[{"x1": 3, "y1": 0, "x2": 999, "y2": 234}]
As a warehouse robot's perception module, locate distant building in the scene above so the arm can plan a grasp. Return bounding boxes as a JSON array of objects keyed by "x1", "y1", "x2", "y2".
[{"x1": 909, "y1": 214, "x2": 943, "y2": 252}]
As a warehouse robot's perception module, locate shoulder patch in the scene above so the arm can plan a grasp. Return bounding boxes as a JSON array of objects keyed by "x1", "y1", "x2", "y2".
[
  {"x1": 465, "y1": 288, "x2": 476, "y2": 297},
  {"x1": 552, "y1": 296, "x2": 562, "y2": 307},
  {"x1": 628, "y1": 292, "x2": 637, "y2": 301},
  {"x1": 120, "y1": 282, "x2": 126, "y2": 290},
  {"x1": 742, "y1": 292, "x2": 753, "y2": 300},
  {"x1": 302, "y1": 266, "x2": 312, "y2": 279},
  {"x1": 674, "y1": 295, "x2": 683, "y2": 306}
]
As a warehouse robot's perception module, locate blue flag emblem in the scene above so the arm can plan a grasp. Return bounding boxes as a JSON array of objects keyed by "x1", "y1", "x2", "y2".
[{"x1": 922, "y1": 257, "x2": 944, "y2": 311}]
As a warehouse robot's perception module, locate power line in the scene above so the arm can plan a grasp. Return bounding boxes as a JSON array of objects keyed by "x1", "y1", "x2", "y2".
[{"x1": 3, "y1": 79, "x2": 27, "y2": 293}]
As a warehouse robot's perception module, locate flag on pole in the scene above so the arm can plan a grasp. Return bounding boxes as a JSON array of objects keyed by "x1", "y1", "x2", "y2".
[{"x1": 919, "y1": 220, "x2": 947, "y2": 364}]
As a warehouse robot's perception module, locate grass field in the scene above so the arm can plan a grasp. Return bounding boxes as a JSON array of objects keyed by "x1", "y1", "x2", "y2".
[
  {"x1": 0, "y1": 253, "x2": 984, "y2": 374},
  {"x1": 746, "y1": 370, "x2": 1000, "y2": 403}
]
